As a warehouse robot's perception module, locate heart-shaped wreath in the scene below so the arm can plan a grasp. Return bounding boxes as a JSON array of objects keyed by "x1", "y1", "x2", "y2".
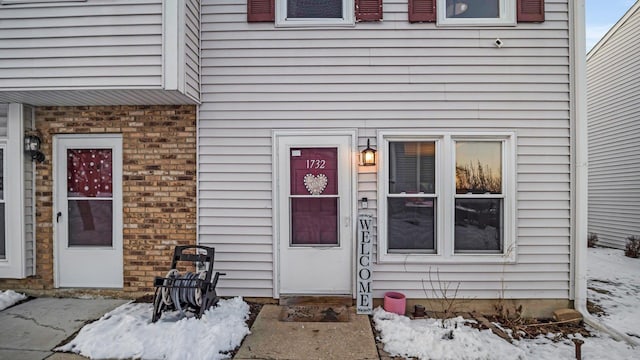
[{"x1": 303, "y1": 173, "x2": 328, "y2": 195}]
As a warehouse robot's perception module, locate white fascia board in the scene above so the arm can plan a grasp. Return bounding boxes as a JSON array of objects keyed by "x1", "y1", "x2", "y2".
[
  {"x1": 163, "y1": 0, "x2": 186, "y2": 92},
  {"x1": 0, "y1": 103, "x2": 26, "y2": 279}
]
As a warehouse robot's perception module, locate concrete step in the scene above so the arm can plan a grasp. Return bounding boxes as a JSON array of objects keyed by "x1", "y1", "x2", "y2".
[{"x1": 234, "y1": 305, "x2": 378, "y2": 360}]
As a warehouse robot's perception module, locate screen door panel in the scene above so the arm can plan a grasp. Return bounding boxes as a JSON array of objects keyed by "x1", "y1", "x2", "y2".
[
  {"x1": 67, "y1": 149, "x2": 113, "y2": 247},
  {"x1": 290, "y1": 147, "x2": 339, "y2": 246}
]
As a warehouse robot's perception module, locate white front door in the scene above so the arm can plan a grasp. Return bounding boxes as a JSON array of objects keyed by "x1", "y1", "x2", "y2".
[
  {"x1": 276, "y1": 133, "x2": 355, "y2": 295},
  {"x1": 54, "y1": 135, "x2": 123, "y2": 288}
]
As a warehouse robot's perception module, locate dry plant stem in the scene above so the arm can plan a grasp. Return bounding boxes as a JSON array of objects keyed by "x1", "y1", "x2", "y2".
[
  {"x1": 420, "y1": 267, "x2": 470, "y2": 315},
  {"x1": 522, "y1": 319, "x2": 582, "y2": 327}
]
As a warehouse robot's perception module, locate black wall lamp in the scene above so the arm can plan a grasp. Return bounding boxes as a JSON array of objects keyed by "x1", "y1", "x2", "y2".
[
  {"x1": 360, "y1": 139, "x2": 377, "y2": 166},
  {"x1": 24, "y1": 134, "x2": 45, "y2": 162}
]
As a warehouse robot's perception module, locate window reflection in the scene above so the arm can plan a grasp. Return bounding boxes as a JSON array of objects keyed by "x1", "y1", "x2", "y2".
[
  {"x1": 389, "y1": 142, "x2": 436, "y2": 194},
  {"x1": 287, "y1": 0, "x2": 342, "y2": 18},
  {"x1": 68, "y1": 200, "x2": 113, "y2": 247},
  {"x1": 0, "y1": 204, "x2": 5, "y2": 259},
  {"x1": 388, "y1": 198, "x2": 436, "y2": 252},
  {"x1": 456, "y1": 141, "x2": 502, "y2": 194},
  {"x1": 0, "y1": 148, "x2": 3, "y2": 200},
  {"x1": 454, "y1": 198, "x2": 502, "y2": 252},
  {"x1": 0, "y1": 149, "x2": 4, "y2": 259},
  {"x1": 446, "y1": 0, "x2": 499, "y2": 18}
]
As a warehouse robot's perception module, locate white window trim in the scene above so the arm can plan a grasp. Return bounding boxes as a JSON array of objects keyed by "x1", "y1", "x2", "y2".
[
  {"x1": 436, "y1": 0, "x2": 516, "y2": 27},
  {"x1": 377, "y1": 130, "x2": 516, "y2": 264},
  {"x1": 0, "y1": 103, "x2": 26, "y2": 278},
  {"x1": 0, "y1": 144, "x2": 5, "y2": 260},
  {"x1": 276, "y1": 0, "x2": 355, "y2": 27}
]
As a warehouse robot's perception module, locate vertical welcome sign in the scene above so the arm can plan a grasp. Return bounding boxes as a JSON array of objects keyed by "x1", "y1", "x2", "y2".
[{"x1": 357, "y1": 214, "x2": 373, "y2": 314}]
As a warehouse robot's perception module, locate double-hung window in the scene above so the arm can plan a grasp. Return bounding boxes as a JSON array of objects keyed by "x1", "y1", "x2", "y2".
[
  {"x1": 454, "y1": 140, "x2": 504, "y2": 253},
  {"x1": 276, "y1": 0, "x2": 355, "y2": 27},
  {"x1": 437, "y1": 0, "x2": 516, "y2": 26},
  {"x1": 387, "y1": 141, "x2": 438, "y2": 253},
  {"x1": 379, "y1": 132, "x2": 515, "y2": 263}
]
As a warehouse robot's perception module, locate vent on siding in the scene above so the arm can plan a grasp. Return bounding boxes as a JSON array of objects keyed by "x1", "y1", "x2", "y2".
[
  {"x1": 409, "y1": 0, "x2": 436, "y2": 23},
  {"x1": 248, "y1": 0, "x2": 274, "y2": 22}
]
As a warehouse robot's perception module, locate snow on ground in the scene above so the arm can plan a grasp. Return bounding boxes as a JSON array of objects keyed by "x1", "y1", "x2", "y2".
[
  {"x1": 374, "y1": 247, "x2": 639, "y2": 359},
  {"x1": 57, "y1": 297, "x2": 250, "y2": 360},
  {"x1": 0, "y1": 289, "x2": 27, "y2": 311},
  {"x1": 587, "y1": 247, "x2": 640, "y2": 339},
  {"x1": 47, "y1": 247, "x2": 638, "y2": 360}
]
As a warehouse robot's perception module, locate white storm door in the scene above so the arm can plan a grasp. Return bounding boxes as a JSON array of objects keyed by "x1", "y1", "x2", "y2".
[
  {"x1": 277, "y1": 134, "x2": 354, "y2": 295},
  {"x1": 55, "y1": 135, "x2": 123, "y2": 288}
]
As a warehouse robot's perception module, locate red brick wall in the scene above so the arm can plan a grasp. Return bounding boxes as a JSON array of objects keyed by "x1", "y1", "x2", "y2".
[{"x1": 0, "y1": 105, "x2": 197, "y2": 294}]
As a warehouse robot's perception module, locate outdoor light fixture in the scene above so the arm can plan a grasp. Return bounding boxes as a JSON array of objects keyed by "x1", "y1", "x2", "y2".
[
  {"x1": 360, "y1": 139, "x2": 376, "y2": 166},
  {"x1": 24, "y1": 134, "x2": 45, "y2": 162}
]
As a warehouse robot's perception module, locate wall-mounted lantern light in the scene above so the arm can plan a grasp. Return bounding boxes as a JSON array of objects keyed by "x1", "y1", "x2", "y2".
[
  {"x1": 24, "y1": 134, "x2": 45, "y2": 162},
  {"x1": 360, "y1": 139, "x2": 376, "y2": 166}
]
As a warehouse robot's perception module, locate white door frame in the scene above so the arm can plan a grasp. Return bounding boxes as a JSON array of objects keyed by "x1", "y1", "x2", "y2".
[
  {"x1": 272, "y1": 129, "x2": 357, "y2": 298},
  {"x1": 53, "y1": 134, "x2": 123, "y2": 288}
]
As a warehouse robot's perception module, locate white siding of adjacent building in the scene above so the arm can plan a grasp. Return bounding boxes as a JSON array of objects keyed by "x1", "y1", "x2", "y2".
[
  {"x1": 198, "y1": 0, "x2": 573, "y2": 299},
  {"x1": 587, "y1": 3, "x2": 640, "y2": 250}
]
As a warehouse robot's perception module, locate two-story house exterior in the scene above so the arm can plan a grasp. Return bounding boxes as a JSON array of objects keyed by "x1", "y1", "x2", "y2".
[{"x1": 1, "y1": 0, "x2": 588, "y2": 318}]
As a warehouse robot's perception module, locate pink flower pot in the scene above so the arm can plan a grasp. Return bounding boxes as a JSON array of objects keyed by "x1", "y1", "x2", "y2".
[{"x1": 383, "y1": 292, "x2": 406, "y2": 315}]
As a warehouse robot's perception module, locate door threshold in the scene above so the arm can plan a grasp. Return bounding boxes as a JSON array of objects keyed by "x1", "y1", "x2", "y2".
[{"x1": 279, "y1": 295, "x2": 353, "y2": 306}]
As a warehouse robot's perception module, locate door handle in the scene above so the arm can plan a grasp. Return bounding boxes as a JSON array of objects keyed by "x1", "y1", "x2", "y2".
[{"x1": 56, "y1": 212, "x2": 62, "y2": 223}]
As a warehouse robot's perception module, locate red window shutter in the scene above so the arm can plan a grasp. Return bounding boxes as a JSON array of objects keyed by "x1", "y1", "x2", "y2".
[
  {"x1": 517, "y1": 0, "x2": 545, "y2": 22},
  {"x1": 356, "y1": 0, "x2": 383, "y2": 21},
  {"x1": 248, "y1": 0, "x2": 274, "y2": 22},
  {"x1": 409, "y1": 0, "x2": 436, "y2": 23}
]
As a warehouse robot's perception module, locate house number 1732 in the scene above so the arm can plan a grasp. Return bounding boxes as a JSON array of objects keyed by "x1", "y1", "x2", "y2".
[{"x1": 306, "y1": 159, "x2": 326, "y2": 169}]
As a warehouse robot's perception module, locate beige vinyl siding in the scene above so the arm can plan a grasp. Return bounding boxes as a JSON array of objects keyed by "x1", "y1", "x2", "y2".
[
  {"x1": 23, "y1": 105, "x2": 35, "y2": 276},
  {"x1": 199, "y1": 0, "x2": 572, "y2": 299},
  {"x1": 587, "y1": 4, "x2": 640, "y2": 250}
]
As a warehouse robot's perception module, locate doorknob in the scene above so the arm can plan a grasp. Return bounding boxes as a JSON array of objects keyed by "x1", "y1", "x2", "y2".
[{"x1": 56, "y1": 212, "x2": 62, "y2": 223}]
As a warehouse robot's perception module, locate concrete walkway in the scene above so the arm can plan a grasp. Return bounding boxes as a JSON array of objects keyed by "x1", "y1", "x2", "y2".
[
  {"x1": 1, "y1": 297, "x2": 380, "y2": 360},
  {"x1": 0, "y1": 297, "x2": 128, "y2": 360},
  {"x1": 234, "y1": 305, "x2": 379, "y2": 360}
]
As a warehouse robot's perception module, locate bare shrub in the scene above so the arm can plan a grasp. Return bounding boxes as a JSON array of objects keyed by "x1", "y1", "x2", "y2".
[
  {"x1": 587, "y1": 233, "x2": 598, "y2": 248},
  {"x1": 625, "y1": 236, "x2": 640, "y2": 258}
]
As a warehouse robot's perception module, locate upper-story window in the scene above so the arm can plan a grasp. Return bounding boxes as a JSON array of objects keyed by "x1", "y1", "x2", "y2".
[
  {"x1": 276, "y1": 0, "x2": 355, "y2": 27},
  {"x1": 437, "y1": 0, "x2": 515, "y2": 26}
]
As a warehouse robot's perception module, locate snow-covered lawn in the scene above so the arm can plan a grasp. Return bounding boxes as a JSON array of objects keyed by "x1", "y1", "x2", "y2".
[
  {"x1": 56, "y1": 297, "x2": 250, "y2": 360},
  {"x1": 588, "y1": 247, "x2": 640, "y2": 339},
  {"x1": 374, "y1": 247, "x2": 639, "y2": 360},
  {"x1": 0, "y1": 289, "x2": 27, "y2": 311}
]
